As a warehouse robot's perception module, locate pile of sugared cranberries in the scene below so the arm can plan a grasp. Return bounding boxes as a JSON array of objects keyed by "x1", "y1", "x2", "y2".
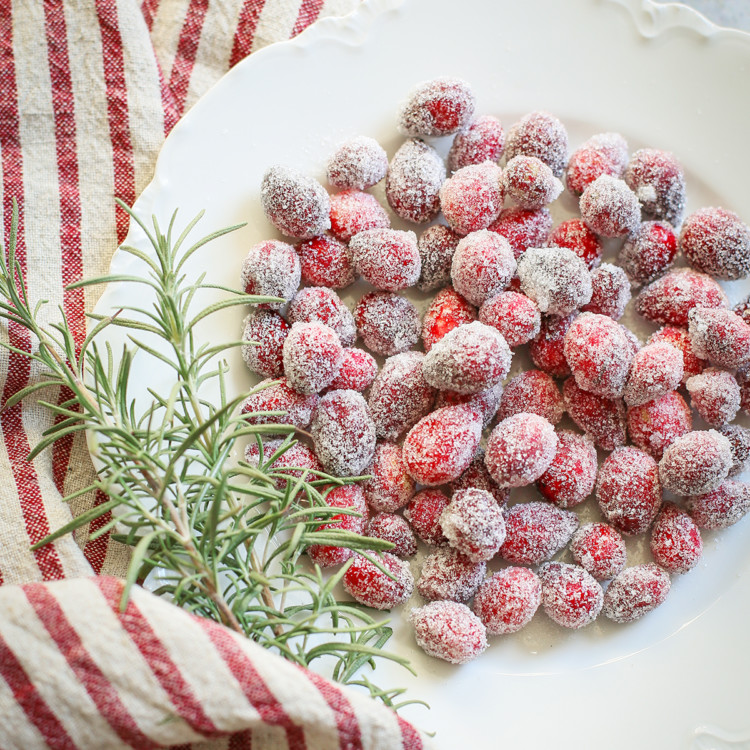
[{"x1": 241, "y1": 76, "x2": 750, "y2": 666}]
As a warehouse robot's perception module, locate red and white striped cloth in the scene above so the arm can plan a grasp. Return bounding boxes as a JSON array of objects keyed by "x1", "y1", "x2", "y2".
[{"x1": 0, "y1": 2, "x2": 429, "y2": 747}]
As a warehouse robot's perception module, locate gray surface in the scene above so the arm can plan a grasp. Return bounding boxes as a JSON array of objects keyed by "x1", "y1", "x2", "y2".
[{"x1": 674, "y1": 0, "x2": 750, "y2": 31}]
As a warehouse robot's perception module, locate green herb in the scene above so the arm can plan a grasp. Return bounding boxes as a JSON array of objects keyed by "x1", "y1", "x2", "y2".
[{"x1": 0, "y1": 199, "x2": 418, "y2": 708}]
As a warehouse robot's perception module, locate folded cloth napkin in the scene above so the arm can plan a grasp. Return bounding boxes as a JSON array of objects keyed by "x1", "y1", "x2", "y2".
[{"x1": 0, "y1": 1, "x2": 429, "y2": 747}]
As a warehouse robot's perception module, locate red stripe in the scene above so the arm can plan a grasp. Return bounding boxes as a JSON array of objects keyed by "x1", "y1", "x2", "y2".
[
  {"x1": 95, "y1": 577, "x2": 222, "y2": 737},
  {"x1": 228, "y1": 0, "x2": 266, "y2": 68},
  {"x1": 83, "y1": 489, "x2": 114, "y2": 574},
  {"x1": 398, "y1": 715, "x2": 424, "y2": 750},
  {"x1": 0, "y1": 1, "x2": 66, "y2": 582},
  {"x1": 0, "y1": 631, "x2": 78, "y2": 749},
  {"x1": 229, "y1": 730, "x2": 253, "y2": 749},
  {"x1": 24, "y1": 583, "x2": 158, "y2": 749},
  {"x1": 290, "y1": 0, "x2": 325, "y2": 38},
  {"x1": 140, "y1": 0, "x2": 160, "y2": 31},
  {"x1": 167, "y1": 0, "x2": 210, "y2": 117},
  {"x1": 95, "y1": 0, "x2": 136, "y2": 244}
]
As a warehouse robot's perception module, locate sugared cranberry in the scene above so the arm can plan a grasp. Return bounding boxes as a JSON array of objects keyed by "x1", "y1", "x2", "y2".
[
  {"x1": 366, "y1": 513, "x2": 418, "y2": 559},
  {"x1": 647, "y1": 325, "x2": 706, "y2": 383},
  {"x1": 241, "y1": 239, "x2": 301, "y2": 310},
  {"x1": 350, "y1": 228, "x2": 420, "y2": 292},
  {"x1": 499, "y1": 501, "x2": 579, "y2": 565},
  {"x1": 539, "y1": 562, "x2": 603, "y2": 629},
  {"x1": 596, "y1": 447, "x2": 662, "y2": 535},
  {"x1": 619, "y1": 221, "x2": 678, "y2": 286},
  {"x1": 580, "y1": 175, "x2": 640, "y2": 238},
  {"x1": 329, "y1": 190, "x2": 389, "y2": 242},
  {"x1": 479, "y1": 291, "x2": 541, "y2": 348},
  {"x1": 687, "y1": 307, "x2": 750, "y2": 370},
  {"x1": 451, "y1": 230, "x2": 516, "y2": 307},
  {"x1": 244, "y1": 439, "x2": 324, "y2": 493},
  {"x1": 686, "y1": 480, "x2": 750, "y2": 529},
  {"x1": 439, "y1": 162, "x2": 504, "y2": 235},
  {"x1": 398, "y1": 77, "x2": 476, "y2": 137},
  {"x1": 404, "y1": 489, "x2": 450, "y2": 547},
  {"x1": 241, "y1": 378, "x2": 318, "y2": 435},
  {"x1": 622, "y1": 342, "x2": 683, "y2": 407},
  {"x1": 581, "y1": 263, "x2": 631, "y2": 320},
  {"x1": 626, "y1": 391, "x2": 693, "y2": 459},
  {"x1": 403, "y1": 405, "x2": 482, "y2": 486},
  {"x1": 719, "y1": 424, "x2": 750, "y2": 476},
  {"x1": 416, "y1": 224, "x2": 461, "y2": 292},
  {"x1": 448, "y1": 115, "x2": 505, "y2": 171},
  {"x1": 362, "y1": 442, "x2": 415, "y2": 514},
  {"x1": 736, "y1": 296, "x2": 750, "y2": 326},
  {"x1": 440, "y1": 488, "x2": 506, "y2": 562},
  {"x1": 326, "y1": 136, "x2": 388, "y2": 191},
  {"x1": 434, "y1": 383, "x2": 504, "y2": 428},
  {"x1": 602, "y1": 564, "x2": 671, "y2": 624},
  {"x1": 547, "y1": 218, "x2": 603, "y2": 269},
  {"x1": 686, "y1": 368, "x2": 741, "y2": 427},
  {"x1": 343, "y1": 551, "x2": 414, "y2": 610},
  {"x1": 385, "y1": 139, "x2": 445, "y2": 223},
  {"x1": 488, "y1": 207, "x2": 553, "y2": 258},
  {"x1": 473, "y1": 567, "x2": 541, "y2": 635},
  {"x1": 679, "y1": 206, "x2": 750, "y2": 280},
  {"x1": 260, "y1": 166, "x2": 330, "y2": 239},
  {"x1": 570, "y1": 522, "x2": 627, "y2": 581},
  {"x1": 536, "y1": 430, "x2": 597, "y2": 509},
  {"x1": 517, "y1": 247, "x2": 592, "y2": 316},
  {"x1": 298, "y1": 234, "x2": 355, "y2": 289},
  {"x1": 566, "y1": 144, "x2": 621, "y2": 197},
  {"x1": 354, "y1": 291, "x2": 421, "y2": 356},
  {"x1": 529, "y1": 313, "x2": 576, "y2": 378},
  {"x1": 563, "y1": 377, "x2": 627, "y2": 451},
  {"x1": 287, "y1": 286, "x2": 356, "y2": 346},
  {"x1": 659, "y1": 429, "x2": 733, "y2": 496},
  {"x1": 307, "y1": 485, "x2": 368, "y2": 568},
  {"x1": 498, "y1": 370, "x2": 564, "y2": 424},
  {"x1": 624, "y1": 148, "x2": 686, "y2": 227},
  {"x1": 450, "y1": 448, "x2": 509, "y2": 506},
  {"x1": 421, "y1": 286, "x2": 477, "y2": 353},
  {"x1": 650, "y1": 502, "x2": 703, "y2": 574},
  {"x1": 282, "y1": 322, "x2": 343, "y2": 395},
  {"x1": 327, "y1": 348, "x2": 377, "y2": 392},
  {"x1": 417, "y1": 546, "x2": 486, "y2": 602},
  {"x1": 241, "y1": 309, "x2": 289, "y2": 377},
  {"x1": 503, "y1": 155, "x2": 563, "y2": 210},
  {"x1": 310, "y1": 390, "x2": 376, "y2": 477},
  {"x1": 505, "y1": 111, "x2": 568, "y2": 177},
  {"x1": 410, "y1": 601, "x2": 487, "y2": 665}
]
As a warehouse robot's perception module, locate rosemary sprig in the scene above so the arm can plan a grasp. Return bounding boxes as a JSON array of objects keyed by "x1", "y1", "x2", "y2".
[{"x1": 0, "y1": 200, "x2": 416, "y2": 704}]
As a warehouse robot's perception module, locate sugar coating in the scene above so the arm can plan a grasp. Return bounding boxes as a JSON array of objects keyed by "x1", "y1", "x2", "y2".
[
  {"x1": 505, "y1": 111, "x2": 568, "y2": 177},
  {"x1": 479, "y1": 291, "x2": 541, "y2": 348},
  {"x1": 687, "y1": 306, "x2": 750, "y2": 370},
  {"x1": 241, "y1": 308, "x2": 289, "y2": 377},
  {"x1": 241, "y1": 378, "x2": 318, "y2": 435},
  {"x1": 451, "y1": 229, "x2": 517, "y2": 307},
  {"x1": 398, "y1": 77, "x2": 476, "y2": 137},
  {"x1": 343, "y1": 551, "x2": 414, "y2": 610},
  {"x1": 602, "y1": 564, "x2": 671, "y2": 624},
  {"x1": 354, "y1": 291, "x2": 421, "y2": 356},
  {"x1": 435, "y1": 382, "x2": 504, "y2": 428},
  {"x1": 310, "y1": 389, "x2": 376, "y2": 477},
  {"x1": 563, "y1": 312, "x2": 637, "y2": 399},
  {"x1": 529, "y1": 312, "x2": 577, "y2": 378},
  {"x1": 685, "y1": 368, "x2": 741, "y2": 427},
  {"x1": 440, "y1": 488, "x2": 506, "y2": 562},
  {"x1": 349, "y1": 228, "x2": 420, "y2": 292},
  {"x1": 536, "y1": 429, "x2": 598, "y2": 509},
  {"x1": 539, "y1": 562, "x2": 603, "y2": 629},
  {"x1": 362, "y1": 442, "x2": 415, "y2": 513},
  {"x1": 659, "y1": 429, "x2": 733, "y2": 496},
  {"x1": 563, "y1": 377, "x2": 627, "y2": 451},
  {"x1": 517, "y1": 246, "x2": 592, "y2": 316},
  {"x1": 404, "y1": 489, "x2": 450, "y2": 547},
  {"x1": 410, "y1": 601, "x2": 488, "y2": 665},
  {"x1": 298, "y1": 235, "x2": 355, "y2": 290},
  {"x1": 736, "y1": 296, "x2": 750, "y2": 326},
  {"x1": 417, "y1": 224, "x2": 461, "y2": 292},
  {"x1": 635, "y1": 268, "x2": 728, "y2": 326},
  {"x1": 307, "y1": 485, "x2": 368, "y2": 568},
  {"x1": 499, "y1": 501, "x2": 579, "y2": 565},
  {"x1": 624, "y1": 148, "x2": 686, "y2": 227},
  {"x1": 417, "y1": 546, "x2": 486, "y2": 601},
  {"x1": 448, "y1": 115, "x2": 505, "y2": 171},
  {"x1": 403, "y1": 404, "x2": 482, "y2": 486},
  {"x1": 570, "y1": 522, "x2": 627, "y2": 581},
  {"x1": 241, "y1": 239, "x2": 301, "y2": 311},
  {"x1": 261, "y1": 166, "x2": 330, "y2": 239},
  {"x1": 472, "y1": 567, "x2": 541, "y2": 635},
  {"x1": 326, "y1": 136, "x2": 388, "y2": 191},
  {"x1": 421, "y1": 286, "x2": 477, "y2": 352},
  {"x1": 650, "y1": 502, "x2": 703, "y2": 574},
  {"x1": 626, "y1": 391, "x2": 693, "y2": 459},
  {"x1": 547, "y1": 218, "x2": 603, "y2": 269},
  {"x1": 579, "y1": 174, "x2": 641, "y2": 238},
  {"x1": 282, "y1": 321, "x2": 343, "y2": 395},
  {"x1": 386, "y1": 138, "x2": 446, "y2": 224},
  {"x1": 619, "y1": 220, "x2": 677, "y2": 286},
  {"x1": 596, "y1": 446, "x2": 662, "y2": 536},
  {"x1": 439, "y1": 162, "x2": 504, "y2": 235},
  {"x1": 244, "y1": 439, "x2": 323, "y2": 492},
  {"x1": 421, "y1": 320, "x2": 512, "y2": 395},
  {"x1": 498, "y1": 370, "x2": 564, "y2": 424},
  {"x1": 582, "y1": 263, "x2": 631, "y2": 320},
  {"x1": 648, "y1": 325, "x2": 706, "y2": 384},
  {"x1": 622, "y1": 341, "x2": 684, "y2": 407},
  {"x1": 368, "y1": 351, "x2": 436, "y2": 442},
  {"x1": 686, "y1": 480, "x2": 750, "y2": 529},
  {"x1": 565, "y1": 145, "x2": 622, "y2": 197},
  {"x1": 489, "y1": 207, "x2": 553, "y2": 258},
  {"x1": 450, "y1": 448, "x2": 509, "y2": 506},
  {"x1": 329, "y1": 190, "x2": 390, "y2": 243},
  {"x1": 586, "y1": 132, "x2": 629, "y2": 172},
  {"x1": 327, "y1": 348, "x2": 377, "y2": 392},
  {"x1": 680, "y1": 207, "x2": 750, "y2": 280},
  {"x1": 366, "y1": 513, "x2": 418, "y2": 558},
  {"x1": 503, "y1": 155, "x2": 563, "y2": 210},
  {"x1": 719, "y1": 424, "x2": 750, "y2": 476},
  {"x1": 287, "y1": 286, "x2": 356, "y2": 347}
]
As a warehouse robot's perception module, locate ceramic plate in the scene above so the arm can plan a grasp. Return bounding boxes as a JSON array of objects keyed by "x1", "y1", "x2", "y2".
[{"x1": 94, "y1": 0, "x2": 750, "y2": 747}]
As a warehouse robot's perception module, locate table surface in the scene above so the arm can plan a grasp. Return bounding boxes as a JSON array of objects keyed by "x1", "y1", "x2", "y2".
[{"x1": 679, "y1": 0, "x2": 750, "y2": 30}]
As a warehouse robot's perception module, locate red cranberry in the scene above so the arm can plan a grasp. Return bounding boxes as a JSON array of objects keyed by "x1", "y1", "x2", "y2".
[
  {"x1": 362, "y1": 442, "x2": 415, "y2": 513},
  {"x1": 326, "y1": 135, "x2": 388, "y2": 191},
  {"x1": 307, "y1": 485, "x2": 368, "y2": 568},
  {"x1": 473, "y1": 567, "x2": 541, "y2": 635},
  {"x1": 719, "y1": 424, "x2": 750, "y2": 476},
  {"x1": 241, "y1": 308, "x2": 289, "y2": 378},
  {"x1": 260, "y1": 166, "x2": 330, "y2": 239},
  {"x1": 539, "y1": 562, "x2": 603, "y2": 629},
  {"x1": 386, "y1": 139, "x2": 445, "y2": 223},
  {"x1": 241, "y1": 378, "x2": 318, "y2": 435},
  {"x1": 498, "y1": 370, "x2": 564, "y2": 424},
  {"x1": 686, "y1": 368, "x2": 741, "y2": 427},
  {"x1": 563, "y1": 377, "x2": 627, "y2": 451},
  {"x1": 421, "y1": 286, "x2": 477, "y2": 353},
  {"x1": 688, "y1": 306, "x2": 750, "y2": 370},
  {"x1": 417, "y1": 224, "x2": 461, "y2": 292},
  {"x1": 479, "y1": 291, "x2": 541, "y2": 348},
  {"x1": 499, "y1": 501, "x2": 579, "y2": 565},
  {"x1": 241, "y1": 240, "x2": 301, "y2": 310},
  {"x1": 529, "y1": 313, "x2": 576, "y2": 378},
  {"x1": 451, "y1": 230, "x2": 516, "y2": 307},
  {"x1": 624, "y1": 148, "x2": 686, "y2": 226},
  {"x1": 627, "y1": 391, "x2": 692, "y2": 459},
  {"x1": 329, "y1": 190, "x2": 389, "y2": 242},
  {"x1": 622, "y1": 342, "x2": 683, "y2": 407},
  {"x1": 581, "y1": 263, "x2": 631, "y2": 320},
  {"x1": 505, "y1": 111, "x2": 568, "y2": 177},
  {"x1": 647, "y1": 325, "x2": 706, "y2": 383},
  {"x1": 650, "y1": 502, "x2": 703, "y2": 574},
  {"x1": 354, "y1": 291, "x2": 421, "y2": 356},
  {"x1": 366, "y1": 513, "x2": 418, "y2": 559},
  {"x1": 298, "y1": 234, "x2": 355, "y2": 289},
  {"x1": 566, "y1": 145, "x2": 621, "y2": 197},
  {"x1": 282, "y1": 322, "x2": 343, "y2": 395},
  {"x1": 536, "y1": 430, "x2": 597, "y2": 509},
  {"x1": 619, "y1": 221, "x2": 678, "y2": 286},
  {"x1": 448, "y1": 114, "x2": 505, "y2": 171},
  {"x1": 434, "y1": 382, "x2": 504, "y2": 428},
  {"x1": 350, "y1": 228, "x2": 420, "y2": 292},
  {"x1": 440, "y1": 488, "x2": 506, "y2": 562},
  {"x1": 410, "y1": 601, "x2": 487, "y2": 664},
  {"x1": 398, "y1": 77, "x2": 476, "y2": 137},
  {"x1": 417, "y1": 546, "x2": 486, "y2": 602},
  {"x1": 686, "y1": 480, "x2": 750, "y2": 529},
  {"x1": 517, "y1": 247, "x2": 592, "y2": 316},
  {"x1": 503, "y1": 155, "x2": 563, "y2": 210},
  {"x1": 659, "y1": 429, "x2": 733, "y2": 496},
  {"x1": 327, "y1": 348, "x2": 377, "y2": 392},
  {"x1": 287, "y1": 286, "x2": 356, "y2": 346},
  {"x1": 450, "y1": 448, "x2": 509, "y2": 506},
  {"x1": 681, "y1": 207, "x2": 750, "y2": 280},
  {"x1": 440, "y1": 162, "x2": 504, "y2": 235},
  {"x1": 404, "y1": 489, "x2": 450, "y2": 547},
  {"x1": 343, "y1": 551, "x2": 414, "y2": 610},
  {"x1": 570, "y1": 522, "x2": 627, "y2": 581},
  {"x1": 602, "y1": 564, "x2": 671, "y2": 623},
  {"x1": 489, "y1": 207, "x2": 553, "y2": 258},
  {"x1": 547, "y1": 218, "x2": 603, "y2": 269}
]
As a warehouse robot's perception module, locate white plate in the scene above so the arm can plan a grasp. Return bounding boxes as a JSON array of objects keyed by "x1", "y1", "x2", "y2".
[{"x1": 95, "y1": 1, "x2": 750, "y2": 747}]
